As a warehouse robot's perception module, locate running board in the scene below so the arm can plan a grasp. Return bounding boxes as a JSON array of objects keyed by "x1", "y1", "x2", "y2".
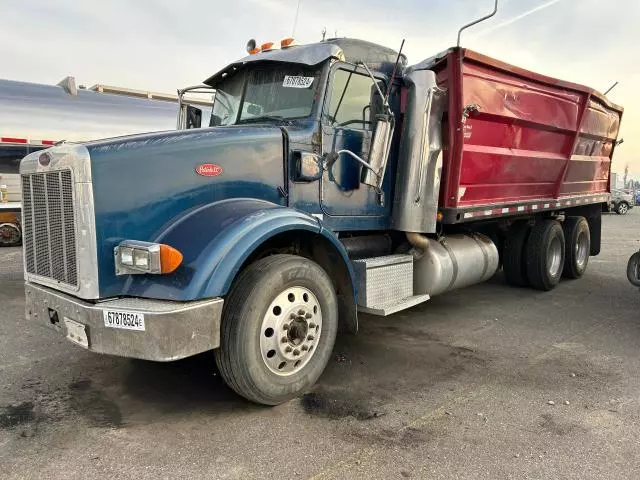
[{"x1": 353, "y1": 254, "x2": 429, "y2": 316}]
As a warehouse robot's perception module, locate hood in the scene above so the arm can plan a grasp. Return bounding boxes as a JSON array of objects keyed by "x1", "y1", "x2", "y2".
[{"x1": 86, "y1": 125, "x2": 286, "y2": 298}]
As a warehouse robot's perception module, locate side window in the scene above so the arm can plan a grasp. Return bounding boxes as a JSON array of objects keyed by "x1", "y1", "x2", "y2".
[{"x1": 327, "y1": 69, "x2": 384, "y2": 130}]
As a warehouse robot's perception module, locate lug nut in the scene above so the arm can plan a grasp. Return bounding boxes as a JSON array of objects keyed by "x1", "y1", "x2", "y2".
[
  {"x1": 285, "y1": 346, "x2": 292, "y2": 353},
  {"x1": 309, "y1": 323, "x2": 316, "y2": 328},
  {"x1": 301, "y1": 345, "x2": 308, "y2": 351},
  {"x1": 289, "y1": 313, "x2": 296, "y2": 319},
  {"x1": 305, "y1": 313, "x2": 312, "y2": 319},
  {"x1": 281, "y1": 337, "x2": 288, "y2": 343},
  {"x1": 283, "y1": 324, "x2": 289, "y2": 330},
  {"x1": 307, "y1": 335, "x2": 314, "y2": 341},
  {"x1": 293, "y1": 349, "x2": 300, "y2": 356},
  {"x1": 298, "y1": 309, "x2": 305, "y2": 315}
]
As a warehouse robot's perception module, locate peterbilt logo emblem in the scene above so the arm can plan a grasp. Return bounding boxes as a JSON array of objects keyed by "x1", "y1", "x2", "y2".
[{"x1": 196, "y1": 164, "x2": 223, "y2": 176}]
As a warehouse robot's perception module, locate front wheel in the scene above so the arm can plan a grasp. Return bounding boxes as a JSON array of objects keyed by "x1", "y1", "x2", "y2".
[
  {"x1": 616, "y1": 202, "x2": 629, "y2": 215},
  {"x1": 215, "y1": 254, "x2": 338, "y2": 405}
]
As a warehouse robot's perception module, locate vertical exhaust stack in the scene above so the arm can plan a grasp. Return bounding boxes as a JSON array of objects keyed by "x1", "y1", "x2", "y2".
[{"x1": 391, "y1": 69, "x2": 446, "y2": 234}]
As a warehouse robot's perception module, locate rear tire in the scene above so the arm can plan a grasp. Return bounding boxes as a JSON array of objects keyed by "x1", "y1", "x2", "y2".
[
  {"x1": 503, "y1": 221, "x2": 530, "y2": 287},
  {"x1": 215, "y1": 254, "x2": 338, "y2": 405},
  {"x1": 526, "y1": 220, "x2": 565, "y2": 291},
  {"x1": 616, "y1": 202, "x2": 629, "y2": 215},
  {"x1": 562, "y1": 216, "x2": 590, "y2": 279}
]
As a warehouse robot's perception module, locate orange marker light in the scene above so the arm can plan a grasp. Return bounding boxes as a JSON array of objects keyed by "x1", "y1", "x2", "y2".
[
  {"x1": 437, "y1": 212, "x2": 444, "y2": 222},
  {"x1": 249, "y1": 48, "x2": 261, "y2": 55},
  {"x1": 261, "y1": 42, "x2": 275, "y2": 51},
  {"x1": 281, "y1": 37, "x2": 295, "y2": 48},
  {"x1": 159, "y1": 244, "x2": 183, "y2": 274}
]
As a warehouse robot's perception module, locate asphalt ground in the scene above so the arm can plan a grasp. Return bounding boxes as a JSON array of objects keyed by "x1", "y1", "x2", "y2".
[{"x1": 1, "y1": 211, "x2": 640, "y2": 479}]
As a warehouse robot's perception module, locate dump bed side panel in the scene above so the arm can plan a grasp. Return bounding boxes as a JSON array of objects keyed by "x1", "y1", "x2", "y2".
[{"x1": 433, "y1": 49, "x2": 622, "y2": 222}]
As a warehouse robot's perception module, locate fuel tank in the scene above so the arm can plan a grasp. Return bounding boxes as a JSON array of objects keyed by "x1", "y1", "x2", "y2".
[{"x1": 413, "y1": 233, "x2": 499, "y2": 297}]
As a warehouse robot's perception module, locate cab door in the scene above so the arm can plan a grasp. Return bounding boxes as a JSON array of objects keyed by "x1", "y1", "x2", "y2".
[{"x1": 320, "y1": 64, "x2": 390, "y2": 229}]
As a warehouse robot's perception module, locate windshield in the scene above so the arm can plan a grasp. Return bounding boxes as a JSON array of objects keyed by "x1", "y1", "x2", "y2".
[{"x1": 211, "y1": 64, "x2": 322, "y2": 126}]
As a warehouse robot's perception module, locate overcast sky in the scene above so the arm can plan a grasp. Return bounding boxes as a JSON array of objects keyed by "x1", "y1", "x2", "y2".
[{"x1": 1, "y1": 0, "x2": 638, "y2": 174}]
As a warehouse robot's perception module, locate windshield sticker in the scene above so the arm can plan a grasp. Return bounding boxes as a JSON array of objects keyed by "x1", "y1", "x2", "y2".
[{"x1": 282, "y1": 76, "x2": 314, "y2": 88}]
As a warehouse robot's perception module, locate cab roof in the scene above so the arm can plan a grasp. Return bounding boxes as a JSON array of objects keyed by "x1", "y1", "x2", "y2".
[{"x1": 203, "y1": 38, "x2": 406, "y2": 88}]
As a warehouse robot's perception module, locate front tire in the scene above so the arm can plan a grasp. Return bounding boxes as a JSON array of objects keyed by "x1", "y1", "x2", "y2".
[
  {"x1": 616, "y1": 202, "x2": 629, "y2": 215},
  {"x1": 215, "y1": 254, "x2": 338, "y2": 405},
  {"x1": 526, "y1": 220, "x2": 565, "y2": 291},
  {"x1": 562, "y1": 216, "x2": 590, "y2": 279}
]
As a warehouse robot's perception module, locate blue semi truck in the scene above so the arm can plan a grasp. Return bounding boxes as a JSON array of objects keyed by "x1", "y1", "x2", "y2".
[{"x1": 20, "y1": 37, "x2": 620, "y2": 405}]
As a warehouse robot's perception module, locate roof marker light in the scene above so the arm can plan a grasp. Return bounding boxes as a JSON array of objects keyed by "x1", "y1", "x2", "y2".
[
  {"x1": 261, "y1": 42, "x2": 277, "y2": 51},
  {"x1": 281, "y1": 37, "x2": 295, "y2": 48}
]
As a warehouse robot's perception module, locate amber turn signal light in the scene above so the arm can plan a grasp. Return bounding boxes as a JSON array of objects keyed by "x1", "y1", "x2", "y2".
[{"x1": 160, "y1": 244, "x2": 183, "y2": 274}]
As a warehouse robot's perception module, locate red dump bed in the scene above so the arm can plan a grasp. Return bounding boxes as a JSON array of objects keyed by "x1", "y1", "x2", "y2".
[{"x1": 429, "y1": 48, "x2": 623, "y2": 223}]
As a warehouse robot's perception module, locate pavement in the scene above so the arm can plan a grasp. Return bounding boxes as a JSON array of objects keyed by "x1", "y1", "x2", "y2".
[{"x1": 1, "y1": 211, "x2": 640, "y2": 479}]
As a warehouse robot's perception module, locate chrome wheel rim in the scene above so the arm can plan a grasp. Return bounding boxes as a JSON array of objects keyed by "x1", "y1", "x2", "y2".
[
  {"x1": 548, "y1": 236, "x2": 563, "y2": 277},
  {"x1": 260, "y1": 286, "x2": 322, "y2": 376},
  {"x1": 575, "y1": 231, "x2": 589, "y2": 269},
  {"x1": 619, "y1": 204, "x2": 628, "y2": 214}
]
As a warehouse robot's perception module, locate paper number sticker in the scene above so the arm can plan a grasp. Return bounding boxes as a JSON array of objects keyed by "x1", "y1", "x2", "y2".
[{"x1": 282, "y1": 76, "x2": 314, "y2": 88}]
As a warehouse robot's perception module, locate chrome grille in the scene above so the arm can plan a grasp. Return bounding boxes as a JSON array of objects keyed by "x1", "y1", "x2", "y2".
[{"x1": 21, "y1": 170, "x2": 78, "y2": 287}]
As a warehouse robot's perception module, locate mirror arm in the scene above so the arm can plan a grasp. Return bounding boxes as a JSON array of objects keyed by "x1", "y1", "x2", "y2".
[
  {"x1": 328, "y1": 150, "x2": 381, "y2": 178},
  {"x1": 357, "y1": 62, "x2": 392, "y2": 115}
]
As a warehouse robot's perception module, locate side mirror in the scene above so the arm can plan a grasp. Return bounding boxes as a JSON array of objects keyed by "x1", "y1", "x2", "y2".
[
  {"x1": 292, "y1": 151, "x2": 322, "y2": 182},
  {"x1": 186, "y1": 105, "x2": 202, "y2": 129},
  {"x1": 362, "y1": 114, "x2": 394, "y2": 189}
]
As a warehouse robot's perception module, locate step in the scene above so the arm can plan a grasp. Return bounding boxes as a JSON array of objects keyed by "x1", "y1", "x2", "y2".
[{"x1": 358, "y1": 294, "x2": 430, "y2": 316}]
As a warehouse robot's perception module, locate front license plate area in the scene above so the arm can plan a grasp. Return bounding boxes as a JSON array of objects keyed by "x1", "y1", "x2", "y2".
[
  {"x1": 103, "y1": 310, "x2": 146, "y2": 331},
  {"x1": 64, "y1": 318, "x2": 89, "y2": 348}
]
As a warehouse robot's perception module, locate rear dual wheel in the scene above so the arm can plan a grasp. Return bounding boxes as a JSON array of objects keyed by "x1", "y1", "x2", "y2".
[
  {"x1": 525, "y1": 220, "x2": 565, "y2": 291},
  {"x1": 503, "y1": 221, "x2": 531, "y2": 287},
  {"x1": 562, "y1": 217, "x2": 590, "y2": 279}
]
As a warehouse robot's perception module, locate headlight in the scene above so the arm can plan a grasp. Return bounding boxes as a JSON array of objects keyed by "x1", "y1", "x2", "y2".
[
  {"x1": 114, "y1": 240, "x2": 183, "y2": 275},
  {"x1": 120, "y1": 247, "x2": 134, "y2": 266}
]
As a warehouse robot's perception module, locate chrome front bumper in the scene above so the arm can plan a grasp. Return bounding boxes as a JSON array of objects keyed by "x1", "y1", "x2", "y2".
[{"x1": 25, "y1": 282, "x2": 223, "y2": 362}]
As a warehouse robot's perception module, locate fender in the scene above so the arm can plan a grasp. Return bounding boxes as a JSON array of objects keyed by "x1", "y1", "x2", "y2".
[{"x1": 121, "y1": 199, "x2": 357, "y2": 310}]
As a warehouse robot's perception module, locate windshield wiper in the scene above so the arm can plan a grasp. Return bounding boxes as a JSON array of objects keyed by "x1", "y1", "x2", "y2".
[{"x1": 237, "y1": 115, "x2": 292, "y2": 125}]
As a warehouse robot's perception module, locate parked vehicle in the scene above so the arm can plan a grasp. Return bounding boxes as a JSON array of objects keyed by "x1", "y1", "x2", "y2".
[
  {"x1": 20, "y1": 36, "x2": 623, "y2": 405},
  {"x1": 610, "y1": 189, "x2": 634, "y2": 214},
  {"x1": 0, "y1": 77, "x2": 211, "y2": 245},
  {"x1": 627, "y1": 251, "x2": 640, "y2": 287}
]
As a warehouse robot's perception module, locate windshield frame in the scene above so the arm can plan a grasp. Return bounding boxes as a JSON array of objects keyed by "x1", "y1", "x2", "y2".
[{"x1": 210, "y1": 62, "x2": 328, "y2": 127}]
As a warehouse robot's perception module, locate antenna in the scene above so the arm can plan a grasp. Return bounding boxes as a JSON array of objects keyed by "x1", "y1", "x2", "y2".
[
  {"x1": 321, "y1": 27, "x2": 327, "y2": 41},
  {"x1": 457, "y1": 0, "x2": 499, "y2": 47},
  {"x1": 385, "y1": 39, "x2": 405, "y2": 105},
  {"x1": 604, "y1": 81, "x2": 619, "y2": 95},
  {"x1": 292, "y1": 0, "x2": 302, "y2": 37}
]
